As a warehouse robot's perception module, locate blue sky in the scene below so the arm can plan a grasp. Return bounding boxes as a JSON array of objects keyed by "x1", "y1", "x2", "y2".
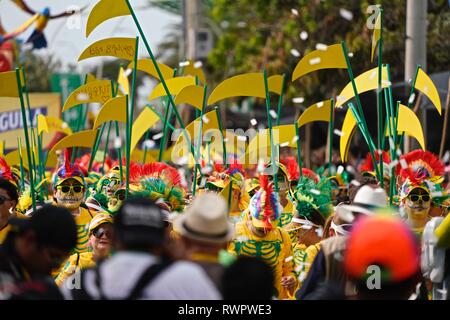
[{"x1": 0, "y1": 0, "x2": 181, "y2": 72}]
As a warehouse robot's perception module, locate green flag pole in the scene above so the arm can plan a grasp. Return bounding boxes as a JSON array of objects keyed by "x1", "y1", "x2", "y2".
[
  {"x1": 376, "y1": 8, "x2": 384, "y2": 188},
  {"x1": 16, "y1": 68, "x2": 36, "y2": 211},
  {"x1": 192, "y1": 85, "x2": 208, "y2": 197},
  {"x1": 294, "y1": 122, "x2": 303, "y2": 182},
  {"x1": 158, "y1": 69, "x2": 178, "y2": 162},
  {"x1": 17, "y1": 138, "x2": 25, "y2": 191},
  {"x1": 114, "y1": 121, "x2": 123, "y2": 185},
  {"x1": 263, "y1": 69, "x2": 278, "y2": 193},
  {"x1": 276, "y1": 74, "x2": 287, "y2": 127},
  {"x1": 328, "y1": 98, "x2": 335, "y2": 173},
  {"x1": 125, "y1": 0, "x2": 198, "y2": 165},
  {"x1": 101, "y1": 121, "x2": 112, "y2": 174},
  {"x1": 215, "y1": 106, "x2": 227, "y2": 167}
]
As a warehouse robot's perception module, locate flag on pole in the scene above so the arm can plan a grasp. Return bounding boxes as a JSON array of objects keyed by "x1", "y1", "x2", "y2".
[{"x1": 86, "y1": 0, "x2": 130, "y2": 37}]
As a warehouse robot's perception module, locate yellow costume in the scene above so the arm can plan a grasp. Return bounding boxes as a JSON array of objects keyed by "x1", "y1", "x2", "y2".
[
  {"x1": 73, "y1": 207, "x2": 96, "y2": 254},
  {"x1": 55, "y1": 251, "x2": 96, "y2": 286},
  {"x1": 0, "y1": 224, "x2": 11, "y2": 244},
  {"x1": 228, "y1": 221, "x2": 297, "y2": 300}
]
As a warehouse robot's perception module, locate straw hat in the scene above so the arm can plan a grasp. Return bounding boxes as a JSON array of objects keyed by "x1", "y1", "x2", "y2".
[{"x1": 174, "y1": 192, "x2": 234, "y2": 243}]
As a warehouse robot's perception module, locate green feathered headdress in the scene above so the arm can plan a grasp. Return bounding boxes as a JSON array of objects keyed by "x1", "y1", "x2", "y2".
[{"x1": 291, "y1": 177, "x2": 333, "y2": 221}]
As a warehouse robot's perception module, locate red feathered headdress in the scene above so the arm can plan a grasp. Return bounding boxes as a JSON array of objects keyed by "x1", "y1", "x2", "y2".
[
  {"x1": 359, "y1": 151, "x2": 391, "y2": 172},
  {"x1": 0, "y1": 156, "x2": 15, "y2": 184},
  {"x1": 397, "y1": 150, "x2": 444, "y2": 185}
]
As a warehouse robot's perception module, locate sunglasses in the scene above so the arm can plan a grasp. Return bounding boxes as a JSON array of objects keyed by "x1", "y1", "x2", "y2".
[
  {"x1": 57, "y1": 185, "x2": 84, "y2": 194},
  {"x1": 0, "y1": 195, "x2": 12, "y2": 205},
  {"x1": 92, "y1": 225, "x2": 112, "y2": 239},
  {"x1": 408, "y1": 194, "x2": 430, "y2": 202}
]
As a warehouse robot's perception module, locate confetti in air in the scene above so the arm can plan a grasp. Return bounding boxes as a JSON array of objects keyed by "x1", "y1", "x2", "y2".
[
  {"x1": 292, "y1": 135, "x2": 299, "y2": 143},
  {"x1": 337, "y1": 165, "x2": 344, "y2": 175},
  {"x1": 269, "y1": 110, "x2": 278, "y2": 119},
  {"x1": 124, "y1": 69, "x2": 133, "y2": 77},
  {"x1": 315, "y1": 43, "x2": 328, "y2": 51},
  {"x1": 202, "y1": 115, "x2": 210, "y2": 123},
  {"x1": 350, "y1": 179, "x2": 361, "y2": 187},
  {"x1": 339, "y1": 8, "x2": 354, "y2": 21},
  {"x1": 346, "y1": 165, "x2": 355, "y2": 174},
  {"x1": 280, "y1": 142, "x2": 290, "y2": 147},
  {"x1": 250, "y1": 118, "x2": 258, "y2": 126},
  {"x1": 291, "y1": 8, "x2": 299, "y2": 16},
  {"x1": 114, "y1": 138, "x2": 122, "y2": 149},
  {"x1": 237, "y1": 136, "x2": 247, "y2": 142},
  {"x1": 76, "y1": 93, "x2": 89, "y2": 101},
  {"x1": 290, "y1": 49, "x2": 301, "y2": 57},
  {"x1": 178, "y1": 61, "x2": 190, "y2": 67},
  {"x1": 152, "y1": 133, "x2": 163, "y2": 140},
  {"x1": 292, "y1": 97, "x2": 305, "y2": 104},
  {"x1": 309, "y1": 57, "x2": 321, "y2": 65},
  {"x1": 333, "y1": 129, "x2": 344, "y2": 137},
  {"x1": 194, "y1": 61, "x2": 203, "y2": 68},
  {"x1": 300, "y1": 31, "x2": 308, "y2": 40},
  {"x1": 408, "y1": 93, "x2": 416, "y2": 104},
  {"x1": 143, "y1": 140, "x2": 156, "y2": 149},
  {"x1": 316, "y1": 101, "x2": 324, "y2": 108}
]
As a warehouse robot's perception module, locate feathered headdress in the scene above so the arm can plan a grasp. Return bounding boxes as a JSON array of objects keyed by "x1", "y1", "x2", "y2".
[
  {"x1": 359, "y1": 151, "x2": 391, "y2": 174},
  {"x1": 0, "y1": 156, "x2": 17, "y2": 186},
  {"x1": 130, "y1": 162, "x2": 186, "y2": 212},
  {"x1": 52, "y1": 149, "x2": 85, "y2": 187},
  {"x1": 292, "y1": 177, "x2": 333, "y2": 221},
  {"x1": 397, "y1": 150, "x2": 446, "y2": 200},
  {"x1": 248, "y1": 175, "x2": 282, "y2": 230}
]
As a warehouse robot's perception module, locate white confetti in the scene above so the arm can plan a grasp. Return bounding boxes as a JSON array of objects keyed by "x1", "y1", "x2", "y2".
[
  {"x1": 177, "y1": 156, "x2": 189, "y2": 165},
  {"x1": 290, "y1": 49, "x2": 301, "y2": 57},
  {"x1": 300, "y1": 31, "x2": 308, "y2": 40},
  {"x1": 396, "y1": 148, "x2": 403, "y2": 157},
  {"x1": 292, "y1": 135, "x2": 299, "y2": 143},
  {"x1": 237, "y1": 136, "x2": 247, "y2": 142},
  {"x1": 202, "y1": 115, "x2": 209, "y2": 123},
  {"x1": 61, "y1": 122, "x2": 69, "y2": 129},
  {"x1": 400, "y1": 158, "x2": 408, "y2": 169},
  {"x1": 369, "y1": 71, "x2": 377, "y2": 80},
  {"x1": 309, "y1": 57, "x2": 321, "y2": 65},
  {"x1": 152, "y1": 132, "x2": 163, "y2": 140},
  {"x1": 291, "y1": 8, "x2": 299, "y2": 16},
  {"x1": 143, "y1": 139, "x2": 155, "y2": 149},
  {"x1": 280, "y1": 142, "x2": 290, "y2": 147},
  {"x1": 350, "y1": 179, "x2": 361, "y2": 187},
  {"x1": 315, "y1": 43, "x2": 328, "y2": 51},
  {"x1": 315, "y1": 227, "x2": 324, "y2": 237},
  {"x1": 316, "y1": 101, "x2": 324, "y2": 108},
  {"x1": 311, "y1": 189, "x2": 321, "y2": 195},
  {"x1": 124, "y1": 68, "x2": 133, "y2": 77},
  {"x1": 337, "y1": 165, "x2": 344, "y2": 175},
  {"x1": 443, "y1": 151, "x2": 450, "y2": 163},
  {"x1": 201, "y1": 165, "x2": 213, "y2": 175},
  {"x1": 199, "y1": 177, "x2": 207, "y2": 188},
  {"x1": 257, "y1": 158, "x2": 265, "y2": 173},
  {"x1": 382, "y1": 80, "x2": 392, "y2": 86},
  {"x1": 250, "y1": 118, "x2": 258, "y2": 126},
  {"x1": 114, "y1": 137, "x2": 122, "y2": 149},
  {"x1": 337, "y1": 95, "x2": 346, "y2": 102},
  {"x1": 178, "y1": 61, "x2": 190, "y2": 67},
  {"x1": 339, "y1": 8, "x2": 354, "y2": 21},
  {"x1": 194, "y1": 61, "x2": 203, "y2": 69},
  {"x1": 285, "y1": 256, "x2": 293, "y2": 263},
  {"x1": 76, "y1": 93, "x2": 89, "y2": 101},
  {"x1": 223, "y1": 138, "x2": 228, "y2": 142},
  {"x1": 292, "y1": 97, "x2": 305, "y2": 104},
  {"x1": 236, "y1": 236, "x2": 249, "y2": 242},
  {"x1": 346, "y1": 165, "x2": 355, "y2": 174},
  {"x1": 389, "y1": 137, "x2": 395, "y2": 150},
  {"x1": 237, "y1": 21, "x2": 247, "y2": 28},
  {"x1": 431, "y1": 191, "x2": 443, "y2": 198},
  {"x1": 333, "y1": 129, "x2": 344, "y2": 137},
  {"x1": 389, "y1": 159, "x2": 399, "y2": 169},
  {"x1": 408, "y1": 93, "x2": 416, "y2": 104},
  {"x1": 220, "y1": 20, "x2": 230, "y2": 29},
  {"x1": 269, "y1": 110, "x2": 278, "y2": 119},
  {"x1": 423, "y1": 86, "x2": 429, "y2": 93}
]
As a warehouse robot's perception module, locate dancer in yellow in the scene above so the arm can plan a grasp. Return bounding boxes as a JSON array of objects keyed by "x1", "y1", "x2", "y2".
[{"x1": 228, "y1": 175, "x2": 297, "y2": 299}]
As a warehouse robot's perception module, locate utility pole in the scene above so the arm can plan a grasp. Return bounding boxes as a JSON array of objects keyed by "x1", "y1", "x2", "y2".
[{"x1": 404, "y1": 0, "x2": 428, "y2": 153}]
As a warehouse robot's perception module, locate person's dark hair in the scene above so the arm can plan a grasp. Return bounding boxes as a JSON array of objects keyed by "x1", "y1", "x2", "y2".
[
  {"x1": 0, "y1": 178, "x2": 19, "y2": 202},
  {"x1": 13, "y1": 205, "x2": 78, "y2": 252},
  {"x1": 222, "y1": 256, "x2": 275, "y2": 300}
]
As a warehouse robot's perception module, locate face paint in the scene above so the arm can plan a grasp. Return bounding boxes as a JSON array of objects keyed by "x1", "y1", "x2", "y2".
[
  {"x1": 404, "y1": 188, "x2": 431, "y2": 232},
  {"x1": 55, "y1": 182, "x2": 84, "y2": 210}
]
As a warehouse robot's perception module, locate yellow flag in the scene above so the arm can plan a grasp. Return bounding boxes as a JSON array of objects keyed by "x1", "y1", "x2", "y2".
[
  {"x1": 128, "y1": 59, "x2": 174, "y2": 82},
  {"x1": 131, "y1": 149, "x2": 159, "y2": 164},
  {"x1": 46, "y1": 130, "x2": 99, "y2": 167},
  {"x1": 385, "y1": 104, "x2": 425, "y2": 150},
  {"x1": 37, "y1": 114, "x2": 49, "y2": 135},
  {"x1": 292, "y1": 44, "x2": 347, "y2": 82},
  {"x1": 297, "y1": 100, "x2": 332, "y2": 128},
  {"x1": 94, "y1": 96, "x2": 127, "y2": 129},
  {"x1": 86, "y1": 0, "x2": 130, "y2": 37},
  {"x1": 0, "y1": 71, "x2": 20, "y2": 98},
  {"x1": 182, "y1": 60, "x2": 207, "y2": 84},
  {"x1": 371, "y1": 12, "x2": 381, "y2": 62},
  {"x1": 0, "y1": 142, "x2": 4, "y2": 156},
  {"x1": 5, "y1": 147, "x2": 38, "y2": 171},
  {"x1": 243, "y1": 125, "x2": 295, "y2": 164},
  {"x1": 174, "y1": 85, "x2": 204, "y2": 111},
  {"x1": 148, "y1": 76, "x2": 196, "y2": 101},
  {"x1": 42, "y1": 116, "x2": 73, "y2": 136},
  {"x1": 219, "y1": 182, "x2": 232, "y2": 202},
  {"x1": 415, "y1": 68, "x2": 442, "y2": 115},
  {"x1": 335, "y1": 66, "x2": 389, "y2": 108},
  {"x1": 117, "y1": 67, "x2": 130, "y2": 96},
  {"x1": 86, "y1": 74, "x2": 97, "y2": 83},
  {"x1": 78, "y1": 38, "x2": 137, "y2": 62},
  {"x1": 207, "y1": 73, "x2": 283, "y2": 106},
  {"x1": 176, "y1": 110, "x2": 219, "y2": 146},
  {"x1": 339, "y1": 109, "x2": 358, "y2": 163},
  {"x1": 129, "y1": 107, "x2": 161, "y2": 152},
  {"x1": 62, "y1": 80, "x2": 112, "y2": 112}
]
